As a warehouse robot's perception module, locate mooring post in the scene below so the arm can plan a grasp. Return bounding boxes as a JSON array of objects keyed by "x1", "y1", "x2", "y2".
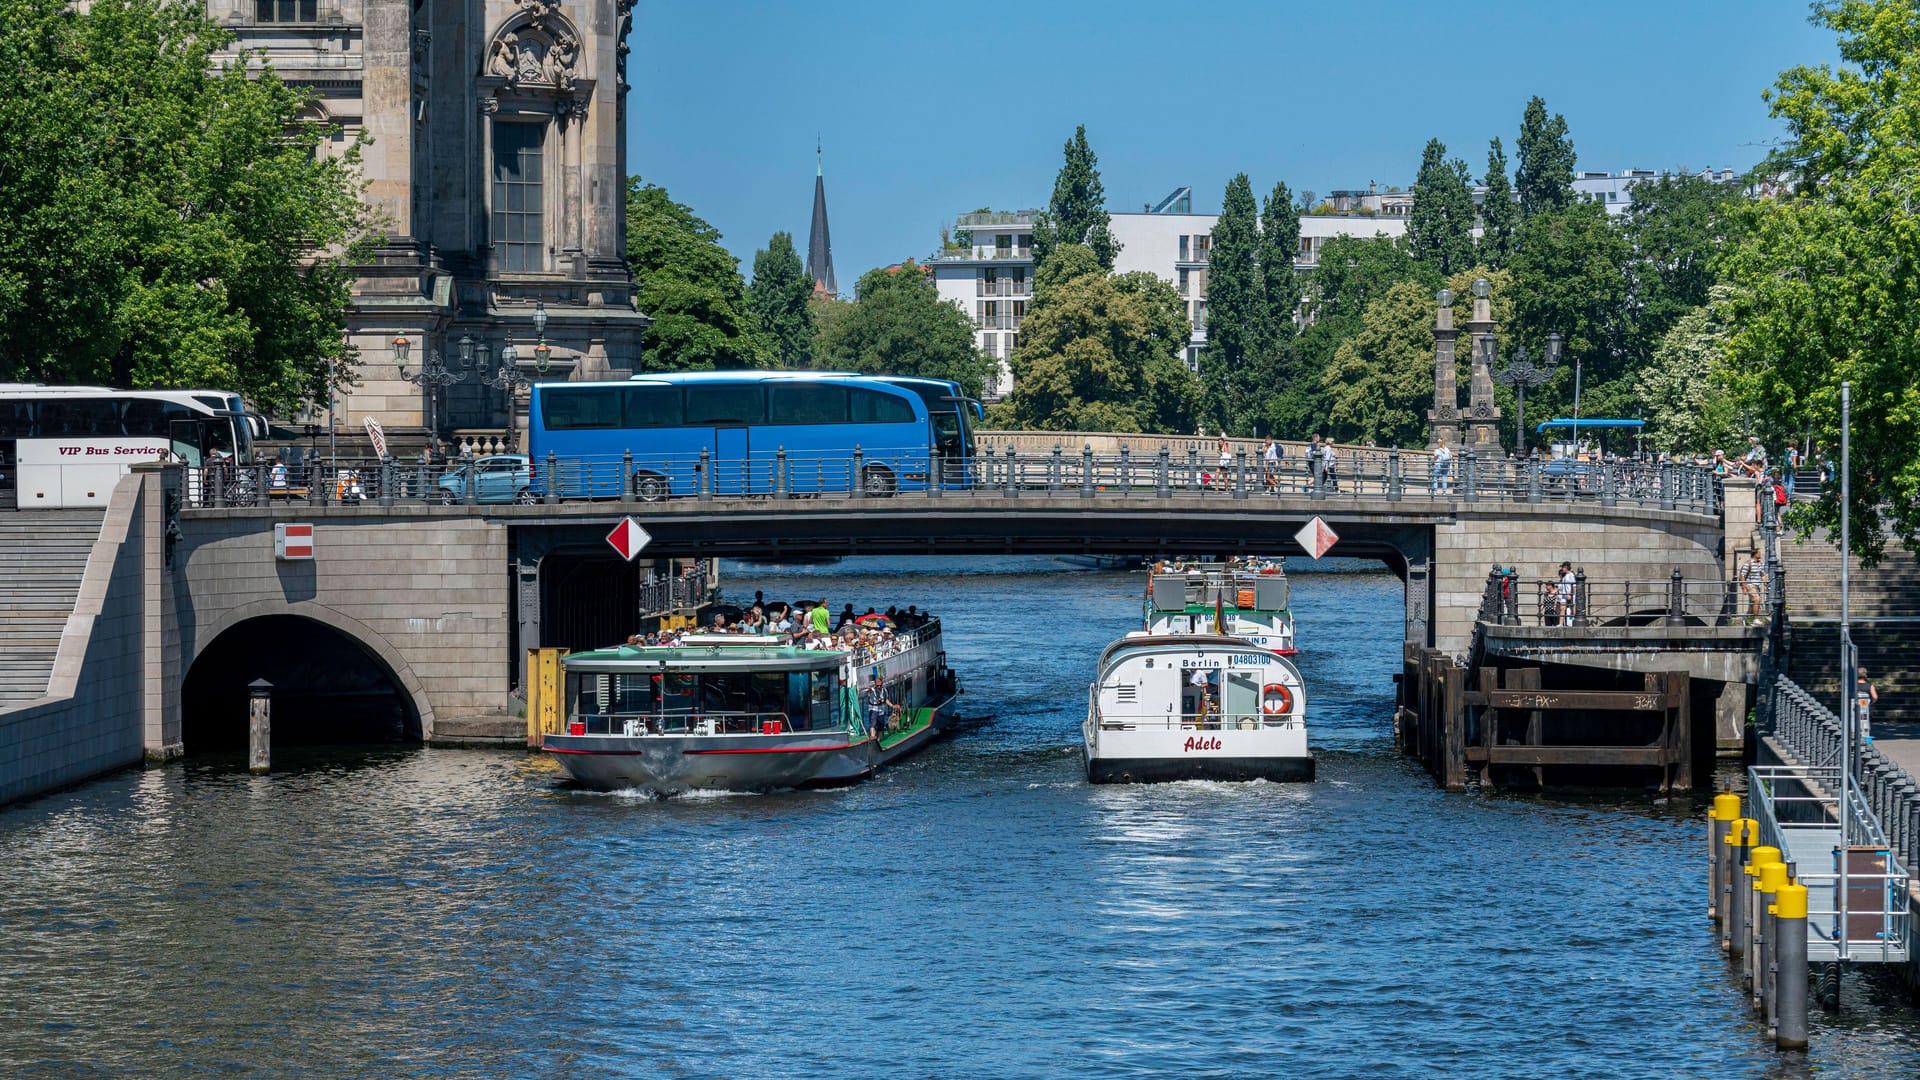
[
  {"x1": 1775, "y1": 881, "x2": 1809, "y2": 1048},
  {"x1": 1081, "y1": 444, "x2": 1095, "y2": 498},
  {"x1": 1744, "y1": 843, "x2": 1781, "y2": 992},
  {"x1": 248, "y1": 678, "x2": 272, "y2": 775},
  {"x1": 1156, "y1": 445, "x2": 1170, "y2": 499},
  {"x1": 1387, "y1": 448, "x2": 1402, "y2": 502},
  {"x1": 1710, "y1": 792, "x2": 1738, "y2": 923},
  {"x1": 1726, "y1": 818, "x2": 1754, "y2": 957},
  {"x1": 1757, "y1": 860, "x2": 1786, "y2": 1023}
]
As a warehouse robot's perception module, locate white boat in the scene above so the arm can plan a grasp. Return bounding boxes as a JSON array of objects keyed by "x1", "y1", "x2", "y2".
[
  {"x1": 1082, "y1": 633, "x2": 1312, "y2": 784},
  {"x1": 1143, "y1": 561, "x2": 1296, "y2": 654},
  {"x1": 543, "y1": 619, "x2": 958, "y2": 794}
]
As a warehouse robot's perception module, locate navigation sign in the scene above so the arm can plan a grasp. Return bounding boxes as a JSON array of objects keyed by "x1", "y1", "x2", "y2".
[
  {"x1": 605, "y1": 517, "x2": 652, "y2": 562},
  {"x1": 274, "y1": 523, "x2": 315, "y2": 560},
  {"x1": 1293, "y1": 516, "x2": 1339, "y2": 560},
  {"x1": 363, "y1": 417, "x2": 388, "y2": 460}
]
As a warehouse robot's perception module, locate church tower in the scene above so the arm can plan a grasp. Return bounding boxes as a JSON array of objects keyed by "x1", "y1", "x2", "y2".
[
  {"x1": 807, "y1": 144, "x2": 837, "y2": 297},
  {"x1": 216, "y1": 0, "x2": 649, "y2": 453}
]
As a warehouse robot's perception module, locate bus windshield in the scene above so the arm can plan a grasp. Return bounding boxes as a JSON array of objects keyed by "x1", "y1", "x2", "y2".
[{"x1": 526, "y1": 372, "x2": 977, "y2": 499}]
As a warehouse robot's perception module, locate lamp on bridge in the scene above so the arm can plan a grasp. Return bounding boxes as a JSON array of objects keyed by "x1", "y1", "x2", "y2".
[
  {"x1": 532, "y1": 301, "x2": 553, "y2": 372},
  {"x1": 479, "y1": 340, "x2": 533, "y2": 452},
  {"x1": 1495, "y1": 338, "x2": 1558, "y2": 458},
  {"x1": 395, "y1": 333, "x2": 469, "y2": 445}
]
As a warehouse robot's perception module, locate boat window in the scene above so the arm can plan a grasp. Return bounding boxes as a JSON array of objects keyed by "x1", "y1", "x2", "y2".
[
  {"x1": 612, "y1": 673, "x2": 656, "y2": 713},
  {"x1": 662, "y1": 672, "x2": 697, "y2": 713},
  {"x1": 787, "y1": 673, "x2": 812, "y2": 728},
  {"x1": 811, "y1": 671, "x2": 834, "y2": 726},
  {"x1": 1224, "y1": 670, "x2": 1260, "y2": 722}
]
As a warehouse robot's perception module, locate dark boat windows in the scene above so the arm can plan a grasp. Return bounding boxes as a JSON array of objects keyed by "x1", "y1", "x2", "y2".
[{"x1": 570, "y1": 668, "x2": 839, "y2": 730}]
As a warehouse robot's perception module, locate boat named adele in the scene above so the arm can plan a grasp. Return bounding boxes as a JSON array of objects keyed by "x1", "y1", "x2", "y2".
[
  {"x1": 1083, "y1": 633, "x2": 1311, "y2": 783},
  {"x1": 544, "y1": 617, "x2": 959, "y2": 794}
]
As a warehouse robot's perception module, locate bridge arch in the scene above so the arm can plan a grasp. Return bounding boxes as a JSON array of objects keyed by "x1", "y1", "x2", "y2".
[{"x1": 181, "y1": 602, "x2": 435, "y2": 752}]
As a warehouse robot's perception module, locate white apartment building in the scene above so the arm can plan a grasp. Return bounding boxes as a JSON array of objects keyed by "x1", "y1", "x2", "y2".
[
  {"x1": 929, "y1": 189, "x2": 1409, "y2": 398},
  {"x1": 1572, "y1": 167, "x2": 1741, "y2": 215}
]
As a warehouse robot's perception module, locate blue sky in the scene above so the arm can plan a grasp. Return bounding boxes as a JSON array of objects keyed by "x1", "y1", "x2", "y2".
[{"x1": 627, "y1": 1, "x2": 1837, "y2": 286}]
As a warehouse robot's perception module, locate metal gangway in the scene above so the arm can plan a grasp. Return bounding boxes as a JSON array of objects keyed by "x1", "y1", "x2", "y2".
[{"x1": 1754, "y1": 677, "x2": 1913, "y2": 964}]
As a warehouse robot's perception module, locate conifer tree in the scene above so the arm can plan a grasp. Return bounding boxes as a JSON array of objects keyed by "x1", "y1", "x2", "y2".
[
  {"x1": 1259, "y1": 181, "x2": 1301, "y2": 344},
  {"x1": 1515, "y1": 96, "x2": 1577, "y2": 219},
  {"x1": 1199, "y1": 174, "x2": 1265, "y2": 431},
  {"x1": 748, "y1": 231, "x2": 814, "y2": 368},
  {"x1": 1479, "y1": 138, "x2": 1517, "y2": 268},
  {"x1": 1031, "y1": 125, "x2": 1119, "y2": 270},
  {"x1": 1407, "y1": 138, "x2": 1477, "y2": 275}
]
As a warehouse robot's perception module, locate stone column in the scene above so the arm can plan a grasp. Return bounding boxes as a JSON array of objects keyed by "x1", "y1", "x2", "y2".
[
  {"x1": 1427, "y1": 290, "x2": 1461, "y2": 451},
  {"x1": 1464, "y1": 285, "x2": 1503, "y2": 453}
]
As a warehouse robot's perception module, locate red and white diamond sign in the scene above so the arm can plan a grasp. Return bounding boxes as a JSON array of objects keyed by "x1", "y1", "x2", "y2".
[
  {"x1": 1294, "y1": 516, "x2": 1339, "y2": 560},
  {"x1": 605, "y1": 517, "x2": 652, "y2": 562}
]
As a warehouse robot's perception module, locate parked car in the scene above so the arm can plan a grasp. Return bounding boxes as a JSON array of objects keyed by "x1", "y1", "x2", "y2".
[{"x1": 437, "y1": 454, "x2": 535, "y2": 504}]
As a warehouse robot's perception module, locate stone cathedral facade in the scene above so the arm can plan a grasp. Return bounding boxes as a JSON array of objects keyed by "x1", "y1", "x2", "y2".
[{"x1": 214, "y1": 0, "x2": 647, "y2": 449}]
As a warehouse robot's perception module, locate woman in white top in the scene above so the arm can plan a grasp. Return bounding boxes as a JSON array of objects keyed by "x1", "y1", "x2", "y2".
[{"x1": 1432, "y1": 439, "x2": 1453, "y2": 495}]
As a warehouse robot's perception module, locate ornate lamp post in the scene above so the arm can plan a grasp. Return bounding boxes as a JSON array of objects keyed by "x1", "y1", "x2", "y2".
[
  {"x1": 531, "y1": 300, "x2": 552, "y2": 371},
  {"x1": 478, "y1": 340, "x2": 533, "y2": 452},
  {"x1": 1494, "y1": 334, "x2": 1559, "y2": 457},
  {"x1": 396, "y1": 332, "x2": 469, "y2": 451}
]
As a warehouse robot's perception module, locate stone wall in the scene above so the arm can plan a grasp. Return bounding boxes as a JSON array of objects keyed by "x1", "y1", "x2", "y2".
[
  {"x1": 1433, "y1": 509, "x2": 1726, "y2": 655},
  {"x1": 170, "y1": 509, "x2": 514, "y2": 733},
  {"x1": 0, "y1": 473, "x2": 153, "y2": 805}
]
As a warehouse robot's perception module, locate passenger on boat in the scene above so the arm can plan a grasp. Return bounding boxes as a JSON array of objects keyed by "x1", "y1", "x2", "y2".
[
  {"x1": 837, "y1": 604, "x2": 857, "y2": 630},
  {"x1": 809, "y1": 600, "x2": 831, "y2": 636}
]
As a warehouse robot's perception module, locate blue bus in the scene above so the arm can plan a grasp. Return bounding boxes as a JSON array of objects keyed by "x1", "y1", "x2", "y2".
[{"x1": 526, "y1": 371, "x2": 981, "y2": 499}]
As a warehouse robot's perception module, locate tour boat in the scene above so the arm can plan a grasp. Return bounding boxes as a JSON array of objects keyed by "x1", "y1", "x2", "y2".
[
  {"x1": 1083, "y1": 633, "x2": 1312, "y2": 784},
  {"x1": 1143, "y1": 561, "x2": 1297, "y2": 653},
  {"x1": 543, "y1": 619, "x2": 959, "y2": 794}
]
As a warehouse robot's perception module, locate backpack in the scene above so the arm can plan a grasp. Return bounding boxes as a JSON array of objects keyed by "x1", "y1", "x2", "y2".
[{"x1": 1773, "y1": 482, "x2": 1787, "y2": 507}]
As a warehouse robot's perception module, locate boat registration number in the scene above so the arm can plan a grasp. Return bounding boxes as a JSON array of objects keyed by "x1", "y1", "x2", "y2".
[{"x1": 1181, "y1": 655, "x2": 1268, "y2": 669}]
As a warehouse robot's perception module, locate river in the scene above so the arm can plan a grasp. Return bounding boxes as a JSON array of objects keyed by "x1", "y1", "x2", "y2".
[{"x1": 1, "y1": 556, "x2": 1915, "y2": 1077}]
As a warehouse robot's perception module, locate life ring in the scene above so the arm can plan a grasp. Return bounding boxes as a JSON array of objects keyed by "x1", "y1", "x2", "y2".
[{"x1": 1260, "y1": 683, "x2": 1294, "y2": 716}]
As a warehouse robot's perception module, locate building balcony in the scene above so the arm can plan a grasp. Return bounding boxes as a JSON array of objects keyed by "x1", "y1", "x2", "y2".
[
  {"x1": 929, "y1": 248, "x2": 1035, "y2": 264},
  {"x1": 955, "y1": 211, "x2": 1040, "y2": 228},
  {"x1": 975, "y1": 280, "x2": 1032, "y2": 297}
]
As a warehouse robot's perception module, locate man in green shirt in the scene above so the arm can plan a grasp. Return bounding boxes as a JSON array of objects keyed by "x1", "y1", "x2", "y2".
[{"x1": 808, "y1": 599, "x2": 830, "y2": 636}]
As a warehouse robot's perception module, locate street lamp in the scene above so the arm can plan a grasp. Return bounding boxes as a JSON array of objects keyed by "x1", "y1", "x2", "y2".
[
  {"x1": 1495, "y1": 342, "x2": 1557, "y2": 457},
  {"x1": 478, "y1": 340, "x2": 532, "y2": 452},
  {"x1": 1471, "y1": 277, "x2": 1491, "y2": 299},
  {"x1": 397, "y1": 333, "x2": 468, "y2": 450},
  {"x1": 531, "y1": 300, "x2": 552, "y2": 372}
]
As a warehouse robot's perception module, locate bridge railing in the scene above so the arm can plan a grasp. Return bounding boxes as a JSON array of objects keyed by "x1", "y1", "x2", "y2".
[
  {"x1": 180, "y1": 449, "x2": 1722, "y2": 516},
  {"x1": 1476, "y1": 568, "x2": 1740, "y2": 627}
]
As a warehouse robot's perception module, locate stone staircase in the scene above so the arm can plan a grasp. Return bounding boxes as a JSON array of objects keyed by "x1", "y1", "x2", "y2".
[
  {"x1": 1780, "y1": 536, "x2": 1920, "y2": 726},
  {"x1": 0, "y1": 510, "x2": 105, "y2": 705}
]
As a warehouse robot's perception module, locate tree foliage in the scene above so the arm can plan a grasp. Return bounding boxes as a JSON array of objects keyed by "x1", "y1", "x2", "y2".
[
  {"x1": 1717, "y1": 0, "x2": 1920, "y2": 558},
  {"x1": 1004, "y1": 245, "x2": 1198, "y2": 432},
  {"x1": 1636, "y1": 288, "x2": 1741, "y2": 455},
  {"x1": 1310, "y1": 234, "x2": 1429, "y2": 321},
  {"x1": 1031, "y1": 126, "x2": 1119, "y2": 270},
  {"x1": 748, "y1": 232, "x2": 814, "y2": 368},
  {"x1": 0, "y1": 0, "x2": 372, "y2": 414},
  {"x1": 1480, "y1": 138, "x2": 1517, "y2": 268},
  {"x1": 1200, "y1": 174, "x2": 1266, "y2": 429},
  {"x1": 626, "y1": 178, "x2": 772, "y2": 371},
  {"x1": 1508, "y1": 201, "x2": 1634, "y2": 415},
  {"x1": 1621, "y1": 175, "x2": 1743, "y2": 346},
  {"x1": 1260, "y1": 181, "x2": 1301, "y2": 341},
  {"x1": 811, "y1": 262, "x2": 991, "y2": 398},
  {"x1": 1407, "y1": 139, "x2": 1477, "y2": 275},
  {"x1": 1515, "y1": 95, "x2": 1576, "y2": 220}
]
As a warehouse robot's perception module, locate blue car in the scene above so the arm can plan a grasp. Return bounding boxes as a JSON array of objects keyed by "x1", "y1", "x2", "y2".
[{"x1": 437, "y1": 454, "x2": 534, "y2": 504}]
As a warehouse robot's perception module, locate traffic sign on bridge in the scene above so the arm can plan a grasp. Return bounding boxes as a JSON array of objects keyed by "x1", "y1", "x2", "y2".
[
  {"x1": 1294, "y1": 516, "x2": 1339, "y2": 560},
  {"x1": 605, "y1": 517, "x2": 652, "y2": 561}
]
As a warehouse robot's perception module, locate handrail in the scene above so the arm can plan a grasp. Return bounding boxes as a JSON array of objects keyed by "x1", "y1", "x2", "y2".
[
  {"x1": 1475, "y1": 569, "x2": 1740, "y2": 627},
  {"x1": 1093, "y1": 712, "x2": 1303, "y2": 731},
  {"x1": 1749, "y1": 762, "x2": 1910, "y2": 962}
]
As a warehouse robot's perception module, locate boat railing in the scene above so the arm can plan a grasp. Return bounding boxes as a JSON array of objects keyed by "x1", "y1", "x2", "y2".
[
  {"x1": 1094, "y1": 711, "x2": 1302, "y2": 732},
  {"x1": 570, "y1": 711, "x2": 842, "y2": 737},
  {"x1": 848, "y1": 617, "x2": 941, "y2": 667}
]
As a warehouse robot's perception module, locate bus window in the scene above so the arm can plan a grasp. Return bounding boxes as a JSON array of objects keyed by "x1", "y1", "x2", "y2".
[
  {"x1": 542, "y1": 386, "x2": 623, "y2": 429},
  {"x1": 122, "y1": 399, "x2": 195, "y2": 438},
  {"x1": 621, "y1": 385, "x2": 683, "y2": 428},
  {"x1": 849, "y1": 387, "x2": 915, "y2": 424},
  {"x1": 931, "y1": 412, "x2": 965, "y2": 459},
  {"x1": 0, "y1": 400, "x2": 35, "y2": 438},
  {"x1": 769, "y1": 383, "x2": 848, "y2": 425},
  {"x1": 685, "y1": 385, "x2": 765, "y2": 426},
  {"x1": 39, "y1": 398, "x2": 122, "y2": 437}
]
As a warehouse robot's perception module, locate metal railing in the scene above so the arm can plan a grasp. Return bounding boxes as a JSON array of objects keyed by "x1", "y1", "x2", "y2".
[
  {"x1": 1749, "y1": 761, "x2": 1911, "y2": 962},
  {"x1": 179, "y1": 448, "x2": 1724, "y2": 518},
  {"x1": 1773, "y1": 674, "x2": 1920, "y2": 877},
  {"x1": 1475, "y1": 569, "x2": 1741, "y2": 627},
  {"x1": 638, "y1": 566, "x2": 709, "y2": 617},
  {"x1": 1091, "y1": 711, "x2": 1303, "y2": 732},
  {"x1": 848, "y1": 618, "x2": 941, "y2": 667}
]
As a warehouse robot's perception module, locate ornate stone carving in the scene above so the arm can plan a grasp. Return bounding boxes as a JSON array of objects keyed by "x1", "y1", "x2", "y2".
[
  {"x1": 486, "y1": 19, "x2": 579, "y2": 91},
  {"x1": 617, "y1": 0, "x2": 634, "y2": 93},
  {"x1": 479, "y1": 96, "x2": 500, "y2": 114},
  {"x1": 1474, "y1": 403, "x2": 1492, "y2": 418}
]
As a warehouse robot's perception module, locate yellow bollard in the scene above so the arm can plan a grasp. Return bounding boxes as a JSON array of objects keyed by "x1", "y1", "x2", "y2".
[
  {"x1": 1743, "y1": 843, "x2": 1780, "y2": 989},
  {"x1": 1725, "y1": 819, "x2": 1756, "y2": 958},
  {"x1": 1710, "y1": 793, "x2": 1741, "y2": 922},
  {"x1": 1775, "y1": 881, "x2": 1809, "y2": 1049},
  {"x1": 1754, "y1": 861, "x2": 1788, "y2": 1020}
]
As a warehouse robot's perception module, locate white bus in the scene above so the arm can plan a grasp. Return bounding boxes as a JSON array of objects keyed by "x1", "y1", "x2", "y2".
[{"x1": 0, "y1": 385, "x2": 267, "y2": 509}]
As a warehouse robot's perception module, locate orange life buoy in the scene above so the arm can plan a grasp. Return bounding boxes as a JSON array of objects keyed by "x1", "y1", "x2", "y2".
[{"x1": 1260, "y1": 683, "x2": 1294, "y2": 715}]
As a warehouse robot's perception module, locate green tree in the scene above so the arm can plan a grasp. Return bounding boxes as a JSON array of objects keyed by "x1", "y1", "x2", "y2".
[
  {"x1": 626, "y1": 178, "x2": 773, "y2": 371},
  {"x1": 0, "y1": 0, "x2": 371, "y2": 414},
  {"x1": 1260, "y1": 181, "x2": 1302, "y2": 341},
  {"x1": 748, "y1": 231, "x2": 814, "y2": 368},
  {"x1": 1621, "y1": 174, "x2": 1743, "y2": 347},
  {"x1": 1716, "y1": 0, "x2": 1920, "y2": 558},
  {"x1": 1031, "y1": 126, "x2": 1119, "y2": 270},
  {"x1": 1005, "y1": 245, "x2": 1198, "y2": 432},
  {"x1": 1479, "y1": 138, "x2": 1517, "y2": 268},
  {"x1": 1200, "y1": 174, "x2": 1267, "y2": 431},
  {"x1": 1515, "y1": 96, "x2": 1576, "y2": 220},
  {"x1": 1509, "y1": 201, "x2": 1633, "y2": 418},
  {"x1": 1636, "y1": 289, "x2": 1741, "y2": 455},
  {"x1": 1407, "y1": 139, "x2": 1477, "y2": 275},
  {"x1": 812, "y1": 262, "x2": 992, "y2": 398},
  {"x1": 1309, "y1": 234, "x2": 1429, "y2": 321}
]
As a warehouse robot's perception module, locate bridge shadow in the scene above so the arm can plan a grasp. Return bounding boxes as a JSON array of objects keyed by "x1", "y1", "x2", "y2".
[{"x1": 181, "y1": 614, "x2": 421, "y2": 753}]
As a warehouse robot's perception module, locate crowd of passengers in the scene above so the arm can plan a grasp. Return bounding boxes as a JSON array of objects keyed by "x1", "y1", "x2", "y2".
[{"x1": 626, "y1": 597, "x2": 934, "y2": 656}]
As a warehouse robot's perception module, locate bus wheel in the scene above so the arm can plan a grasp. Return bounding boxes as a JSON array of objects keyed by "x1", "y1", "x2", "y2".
[
  {"x1": 633, "y1": 472, "x2": 667, "y2": 502},
  {"x1": 861, "y1": 465, "x2": 896, "y2": 498}
]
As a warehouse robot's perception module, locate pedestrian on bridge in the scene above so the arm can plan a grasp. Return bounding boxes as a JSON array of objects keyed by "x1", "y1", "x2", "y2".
[
  {"x1": 1261, "y1": 437, "x2": 1281, "y2": 494},
  {"x1": 1432, "y1": 438, "x2": 1453, "y2": 496}
]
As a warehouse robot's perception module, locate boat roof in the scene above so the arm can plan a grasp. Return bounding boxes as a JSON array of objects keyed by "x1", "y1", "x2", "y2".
[
  {"x1": 564, "y1": 641, "x2": 848, "y2": 674},
  {"x1": 1097, "y1": 633, "x2": 1292, "y2": 669}
]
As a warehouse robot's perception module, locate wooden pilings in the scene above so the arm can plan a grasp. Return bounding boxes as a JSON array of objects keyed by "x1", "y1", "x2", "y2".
[{"x1": 1395, "y1": 644, "x2": 1695, "y2": 792}]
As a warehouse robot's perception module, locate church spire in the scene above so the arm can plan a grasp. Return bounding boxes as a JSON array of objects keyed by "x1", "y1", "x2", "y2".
[{"x1": 807, "y1": 140, "x2": 837, "y2": 297}]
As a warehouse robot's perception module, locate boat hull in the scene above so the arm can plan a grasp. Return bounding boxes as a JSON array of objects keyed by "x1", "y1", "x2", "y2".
[{"x1": 1085, "y1": 752, "x2": 1315, "y2": 784}]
